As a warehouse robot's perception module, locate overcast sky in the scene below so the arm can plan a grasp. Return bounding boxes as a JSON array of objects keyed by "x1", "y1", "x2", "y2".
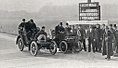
[{"x1": 0, "y1": 0, "x2": 117, "y2": 12}]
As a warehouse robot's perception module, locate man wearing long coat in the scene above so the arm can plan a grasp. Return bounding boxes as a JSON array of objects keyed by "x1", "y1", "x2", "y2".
[
  {"x1": 87, "y1": 25, "x2": 94, "y2": 52},
  {"x1": 102, "y1": 26, "x2": 113, "y2": 60},
  {"x1": 93, "y1": 24, "x2": 102, "y2": 52}
]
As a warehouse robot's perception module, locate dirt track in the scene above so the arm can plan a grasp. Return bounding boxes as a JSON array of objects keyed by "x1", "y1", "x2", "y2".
[{"x1": 0, "y1": 33, "x2": 118, "y2": 68}]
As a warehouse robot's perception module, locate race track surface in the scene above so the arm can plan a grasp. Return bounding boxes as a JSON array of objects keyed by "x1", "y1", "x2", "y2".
[{"x1": 0, "y1": 33, "x2": 118, "y2": 68}]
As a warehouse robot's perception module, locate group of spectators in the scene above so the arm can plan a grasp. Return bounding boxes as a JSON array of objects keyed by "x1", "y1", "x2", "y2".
[
  {"x1": 55, "y1": 22, "x2": 118, "y2": 61},
  {"x1": 87, "y1": 24, "x2": 118, "y2": 61},
  {"x1": 86, "y1": 24, "x2": 118, "y2": 61}
]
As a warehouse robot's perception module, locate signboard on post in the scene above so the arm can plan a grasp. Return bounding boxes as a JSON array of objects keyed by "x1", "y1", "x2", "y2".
[{"x1": 79, "y1": 2, "x2": 101, "y2": 21}]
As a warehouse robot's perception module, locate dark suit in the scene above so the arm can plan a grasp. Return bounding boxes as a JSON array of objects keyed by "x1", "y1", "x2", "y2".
[
  {"x1": 87, "y1": 28, "x2": 94, "y2": 52},
  {"x1": 58, "y1": 26, "x2": 65, "y2": 41},
  {"x1": 113, "y1": 29, "x2": 118, "y2": 53},
  {"x1": 55, "y1": 25, "x2": 65, "y2": 40},
  {"x1": 55, "y1": 25, "x2": 65, "y2": 47},
  {"x1": 93, "y1": 28, "x2": 102, "y2": 52},
  {"x1": 79, "y1": 28, "x2": 86, "y2": 51},
  {"x1": 25, "y1": 22, "x2": 31, "y2": 33},
  {"x1": 102, "y1": 30, "x2": 113, "y2": 59}
]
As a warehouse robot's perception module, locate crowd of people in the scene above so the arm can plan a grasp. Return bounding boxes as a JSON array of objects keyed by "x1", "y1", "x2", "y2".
[
  {"x1": 18, "y1": 19, "x2": 118, "y2": 61},
  {"x1": 86, "y1": 24, "x2": 118, "y2": 61},
  {"x1": 55, "y1": 22, "x2": 118, "y2": 61}
]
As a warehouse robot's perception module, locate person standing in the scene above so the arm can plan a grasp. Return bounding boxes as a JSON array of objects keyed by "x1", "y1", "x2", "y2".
[
  {"x1": 109, "y1": 24, "x2": 116, "y2": 52},
  {"x1": 113, "y1": 24, "x2": 118, "y2": 56},
  {"x1": 93, "y1": 24, "x2": 102, "y2": 52},
  {"x1": 102, "y1": 25, "x2": 114, "y2": 61},
  {"x1": 101, "y1": 24, "x2": 106, "y2": 54},
  {"x1": 77, "y1": 25, "x2": 86, "y2": 51},
  {"x1": 87, "y1": 25, "x2": 94, "y2": 52}
]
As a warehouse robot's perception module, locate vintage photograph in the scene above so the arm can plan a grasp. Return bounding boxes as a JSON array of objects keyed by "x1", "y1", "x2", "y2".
[{"x1": 0, "y1": 0, "x2": 118, "y2": 68}]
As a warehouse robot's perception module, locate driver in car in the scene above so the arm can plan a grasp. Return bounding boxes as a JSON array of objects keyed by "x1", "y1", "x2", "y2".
[
  {"x1": 39, "y1": 26, "x2": 47, "y2": 37},
  {"x1": 35, "y1": 26, "x2": 47, "y2": 41}
]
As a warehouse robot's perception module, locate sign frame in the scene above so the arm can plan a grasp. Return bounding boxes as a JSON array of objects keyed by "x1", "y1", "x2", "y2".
[{"x1": 79, "y1": 2, "x2": 101, "y2": 21}]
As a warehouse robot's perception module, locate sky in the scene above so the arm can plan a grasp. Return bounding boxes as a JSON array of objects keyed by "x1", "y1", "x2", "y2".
[{"x1": 0, "y1": 0, "x2": 117, "y2": 12}]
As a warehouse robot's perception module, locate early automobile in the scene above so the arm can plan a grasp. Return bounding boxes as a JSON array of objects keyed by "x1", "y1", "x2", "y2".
[
  {"x1": 50, "y1": 25, "x2": 83, "y2": 54},
  {"x1": 16, "y1": 26, "x2": 57, "y2": 56}
]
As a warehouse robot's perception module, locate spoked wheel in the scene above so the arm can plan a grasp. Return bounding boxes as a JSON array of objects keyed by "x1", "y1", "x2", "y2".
[
  {"x1": 59, "y1": 41, "x2": 68, "y2": 54},
  {"x1": 49, "y1": 41, "x2": 57, "y2": 55},
  {"x1": 75, "y1": 41, "x2": 82, "y2": 52},
  {"x1": 30, "y1": 41, "x2": 38, "y2": 56},
  {"x1": 18, "y1": 38, "x2": 24, "y2": 51}
]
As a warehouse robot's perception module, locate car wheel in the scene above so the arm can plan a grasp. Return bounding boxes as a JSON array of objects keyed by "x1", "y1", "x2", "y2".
[
  {"x1": 49, "y1": 41, "x2": 57, "y2": 55},
  {"x1": 18, "y1": 38, "x2": 24, "y2": 51},
  {"x1": 59, "y1": 41, "x2": 68, "y2": 54},
  {"x1": 30, "y1": 41, "x2": 38, "y2": 56}
]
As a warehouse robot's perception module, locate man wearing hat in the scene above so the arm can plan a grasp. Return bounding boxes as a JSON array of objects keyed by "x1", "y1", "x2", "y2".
[
  {"x1": 102, "y1": 25, "x2": 113, "y2": 60},
  {"x1": 101, "y1": 24, "x2": 106, "y2": 53},
  {"x1": 87, "y1": 25, "x2": 94, "y2": 52},
  {"x1": 94, "y1": 24, "x2": 102, "y2": 52}
]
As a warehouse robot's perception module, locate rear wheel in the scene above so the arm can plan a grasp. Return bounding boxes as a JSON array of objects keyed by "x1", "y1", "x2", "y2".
[
  {"x1": 30, "y1": 41, "x2": 38, "y2": 56},
  {"x1": 49, "y1": 41, "x2": 57, "y2": 55},
  {"x1": 18, "y1": 38, "x2": 24, "y2": 51},
  {"x1": 59, "y1": 41, "x2": 68, "y2": 54}
]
